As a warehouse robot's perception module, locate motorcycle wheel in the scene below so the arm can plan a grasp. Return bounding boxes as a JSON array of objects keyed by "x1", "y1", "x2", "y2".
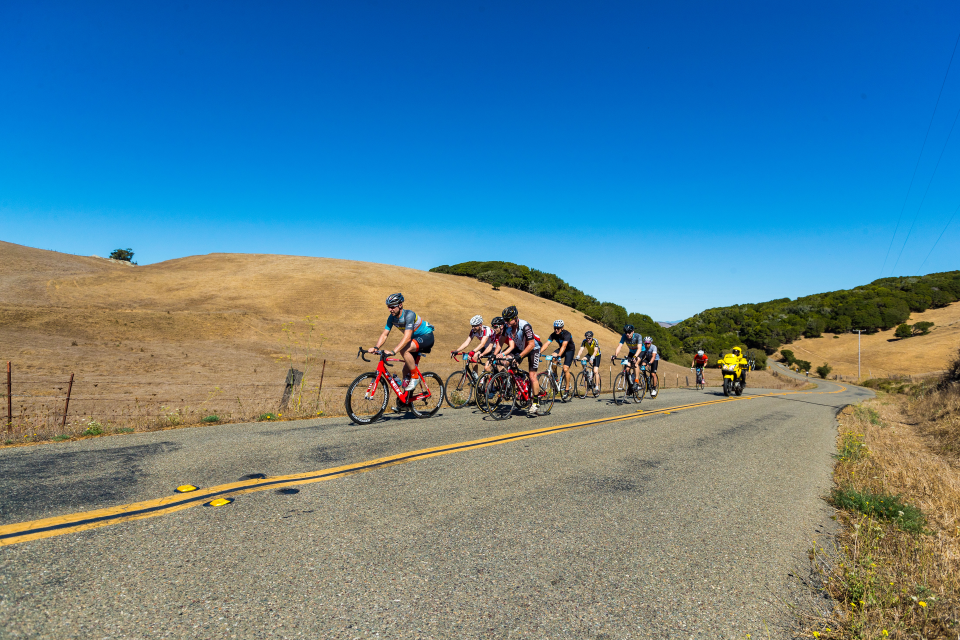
[{"x1": 723, "y1": 379, "x2": 732, "y2": 396}]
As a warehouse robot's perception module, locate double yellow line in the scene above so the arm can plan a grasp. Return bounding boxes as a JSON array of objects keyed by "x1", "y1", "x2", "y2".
[{"x1": 0, "y1": 383, "x2": 845, "y2": 547}]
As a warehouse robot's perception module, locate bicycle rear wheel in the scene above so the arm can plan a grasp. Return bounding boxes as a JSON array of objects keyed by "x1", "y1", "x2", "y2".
[
  {"x1": 558, "y1": 373, "x2": 571, "y2": 402},
  {"x1": 345, "y1": 372, "x2": 388, "y2": 424},
  {"x1": 410, "y1": 372, "x2": 444, "y2": 418},
  {"x1": 488, "y1": 372, "x2": 515, "y2": 420},
  {"x1": 445, "y1": 370, "x2": 474, "y2": 409},
  {"x1": 591, "y1": 372, "x2": 601, "y2": 398},
  {"x1": 536, "y1": 375, "x2": 555, "y2": 414},
  {"x1": 612, "y1": 372, "x2": 629, "y2": 405}
]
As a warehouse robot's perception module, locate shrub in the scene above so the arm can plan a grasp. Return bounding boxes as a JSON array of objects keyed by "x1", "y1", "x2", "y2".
[
  {"x1": 816, "y1": 363, "x2": 832, "y2": 379},
  {"x1": 781, "y1": 349, "x2": 796, "y2": 365},
  {"x1": 109, "y1": 248, "x2": 134, "y2": 262},
  {"x1": 830, "y1": 487, "x2": 926, "y2": 534},
  {"x1": 82, "y1": 422, "x2": 104, "y2": 436},
  {"x1": 894, "y1": 323, "x2": 913, "y2": 339},
  {"x1": 913, "y1": 320, "x2": 934, "y2": 335},
  {"x1": 201, "y1": 415, "x2": 220, "y2": 423},
  {"x1": 938, "y1": 347, "x2": 960, "y2": 391}
]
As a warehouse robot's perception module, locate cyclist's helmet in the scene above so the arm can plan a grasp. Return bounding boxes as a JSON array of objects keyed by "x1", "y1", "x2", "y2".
[
  {"x1": 644, "y1": 336, "x2": 653, "y2": 344},
  {"x1": 585, "y1": 331, "x2": 594, "y2": 338},
  {"x1": 502, "y1": 305, "x2": 518, "y2": 320},
  {"x1": 385, "y1": 293, "x2": 404, "y2": 306},
  {"x1": 697, "y1": 350, "x2": 704, "y2": 356},
  {"x1": 554, "y1": 319, "x2": 564, "y2": 329},
  {"x1": 491, "y1": 316, "x2": 505, "y2": 328},
  {"x1": 624, "y1": 324, "x2": 634, "y2": 333},
  {"x1": 470, "y1": 315, "x2": 483, "y2": 326},
  {"x1": 732, "y1": 347, "x2": 742, "y2": 356}
]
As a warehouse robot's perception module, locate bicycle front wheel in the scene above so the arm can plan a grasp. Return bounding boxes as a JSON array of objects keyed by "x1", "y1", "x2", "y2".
[
  {"x1": 536, "y1": 376, "x2": 556, "y2": 414},
  {"x1": 445, "y1": 370, "x2": 474, "y2": 409},
  {"x1": 574, "y1": 372, "x2": 587, "y2": 399},
  {"x1": 612, "y1": 372, "x2": 628, "y2": 405},
  {"x1": 345, "y1": 372, "x2": 388, "y2": 424},
  {"x1": 634, "y1": 374, "x2": 647, "y2": 403},
  {"x1": 558, "y1": 373, "x2": 571, "y2": 402},
  {"x1": 488, "y1": 372, "x2": 515, "y2": 420},
  {"x1": 411, "y1": 372, "x2": 444, "y2": 418}
]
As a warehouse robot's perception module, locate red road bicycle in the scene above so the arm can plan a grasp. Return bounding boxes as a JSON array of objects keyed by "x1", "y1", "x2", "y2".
[
  {"x1": 484, "y1": 355, "x2": 555, "y2": 420},
  {"x1": 345, "y1": 347, "x2": 444, "y2": 424}
]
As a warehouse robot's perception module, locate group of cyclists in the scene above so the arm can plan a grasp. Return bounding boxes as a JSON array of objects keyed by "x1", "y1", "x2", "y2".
[{"x1": 369, "y1": 293, "x2": 667, "y2": 417}]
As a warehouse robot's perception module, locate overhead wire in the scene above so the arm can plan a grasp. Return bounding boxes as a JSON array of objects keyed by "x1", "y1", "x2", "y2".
[{"x1": 880, "y1": 27, "x2": 960, "y2": 277}]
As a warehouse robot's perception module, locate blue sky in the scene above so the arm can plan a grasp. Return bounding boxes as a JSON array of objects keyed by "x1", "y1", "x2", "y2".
[{"x1": 2, "y1": 1, "x2": 960, "y2": 320}]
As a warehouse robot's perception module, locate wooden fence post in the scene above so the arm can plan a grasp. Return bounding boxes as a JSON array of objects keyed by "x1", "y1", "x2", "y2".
[
  {"x1": 6, "y1": 362, "x2": 10, "y2": 432},
  {"x1": 61, "y1": 373, "x2": 74, "y2": 429},
  {"x1": 314, "y1": 360, "x2": 327, "y2": 412},
  {"x1": 280, "y1": 368, "x2": 303, "y2": 411}
]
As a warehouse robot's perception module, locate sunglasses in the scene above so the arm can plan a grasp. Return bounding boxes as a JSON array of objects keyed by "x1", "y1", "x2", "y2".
[{"x1": 388, "y1": 305, "x2": 400, "y2": 310}]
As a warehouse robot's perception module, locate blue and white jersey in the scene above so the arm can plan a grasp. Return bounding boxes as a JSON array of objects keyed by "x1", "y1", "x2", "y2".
[
  {"x1": 385, "y1": 309, "x2": 433, "y2": 337},
  {"x1": 619, "y1": 333, "x2": 641, "y2": 351}
]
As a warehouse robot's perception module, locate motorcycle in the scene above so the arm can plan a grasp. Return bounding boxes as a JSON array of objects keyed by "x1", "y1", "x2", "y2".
[{"x1": 720, "y1": 358, "x2": 745, "y2": 397}]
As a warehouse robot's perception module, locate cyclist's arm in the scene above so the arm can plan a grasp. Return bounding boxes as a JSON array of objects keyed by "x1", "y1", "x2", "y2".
[
  {"x1": 557, "y1": 340, "x2": 570, "y2": 357},
  {"x1": 394, "y1": 327, "x2": 414, "y2": 353},
  {"x1": 454, "y1": 336, "x2": 472, "y2": 353},
  {"x1": 372, "y1": 328, "x2": 391, "y2": 351},
  {"x1": 576, "y1": 346, "x2": 584, "y2": 359},
  {"x1": 499, "y1": 339, "x2": 516, "y2": 357},
  {"x1": 476, "y1": 335, "x2": 491, "y2": 352},
  {"x1": 518, "y1": 341, "x2": 535, "y2": 358}
]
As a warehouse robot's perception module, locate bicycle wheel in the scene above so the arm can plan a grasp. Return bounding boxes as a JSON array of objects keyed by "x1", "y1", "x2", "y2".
[
  {"x1": 612, "y1": 372, "x2": 628, "y2": 405},
  {"x1": 488, "y1": 372, "x2": 515, "y2": 420},
  {"x1": 590, "y1": 372, "x2": 601, "y2": 398},
  {"x1": 536, "y1": 375, "x2": 556, "y2": 414},
  {"x1": 634, "y1": 373, "x2": 647, "y2": 403},
  {"x1": 445, "y1": 370, "x2": 474, "y2": 409},
  {"x1": 410, "y1": 372, "x2": 444, "y2": 418},
  {"x1": 558, "y1": 372, "x2": 571, "y2": 402},
  {"x1": 574, "y1": 372, "x2": 587, "y2": 399},
  {"x1": 345, "y1": 372, "x2": 388, "y2": 424}
]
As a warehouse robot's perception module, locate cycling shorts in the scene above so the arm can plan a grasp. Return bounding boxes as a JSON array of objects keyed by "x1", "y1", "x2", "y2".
[
  {"x1": 557, "y1": 350, "x2": 574, "y2": 366},
  {"x1": 588, "y1": 355, "x2": 602, "y2": 368},
  {"x1": 411, "y1": 332, "x2": 434, "y2": 354},
  {"x1": 647, "y1": 359, "x2": 659, "y2": 373},
  {"x1": 627, "y1": 350, "x2": 637, "y2": 360},
  {"x1": 521, "y1": 347, "x2": 540, "y2": 372}
]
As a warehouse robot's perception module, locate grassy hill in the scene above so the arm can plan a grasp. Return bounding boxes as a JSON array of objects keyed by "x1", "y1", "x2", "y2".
[{"x1": 3, "y1": 241, "x2": 718, "y2": 437}]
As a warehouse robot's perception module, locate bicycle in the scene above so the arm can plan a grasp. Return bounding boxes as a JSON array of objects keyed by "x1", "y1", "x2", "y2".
[
  {"x1": 345, "y1": 347, "x2": 444, "y2": 424},
  {"x1": 573, "y1": 358, "x2": 602, "y2": 398},
  {"x1": 484, "y1": 355, "x2": 555, "y2": 420},
  {"x1": 611, "y1": 355, "x2": 642, "y2": 405},
  {"x1": 693, "y1": 366, "x2": 705, "y2": 391},
  {"x1": 445, "y1": 351, "x2": 490, "y2": 408},
  {"x1": 475, "y1": 354, "x2": 507, "y2": 414},
  {"x1": 636, "y1": 363, "x2": 658, "y2": 401},
  {"x1": 538, "y1": 354, "x2": 572, "y2": 403}
]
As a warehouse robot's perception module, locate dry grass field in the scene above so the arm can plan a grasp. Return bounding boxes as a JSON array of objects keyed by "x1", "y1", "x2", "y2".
[
  {"x1": 776, "y1": 302, "x2": 960, "y2": 380},
  {"x1": 2, "y1": 241, "x2": 729, "y2": 441}
]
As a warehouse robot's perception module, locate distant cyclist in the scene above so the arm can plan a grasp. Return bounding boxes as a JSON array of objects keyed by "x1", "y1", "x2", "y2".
[
  {"x1": 639, "y1": 336, "x2": 660, "y2": 396},
  {"x1": 542, "y1": 319, "x2": 575, "y2": 392},
  {"x1": 612, "y1": 324, "x2": 642, "y2": 392},
  {"x1": 576, "y1": 331, "x2": 602, "y2": 393},
  {"x1": 369, "y1": 293, "x2": 434, "y2": 404},
  {"x1": 452, "y1": 315, "x2": 496, "y2": 376},
  {"x1": 692, "y1": 349, "x2": 709, "y2": 386},
  {"x1": 497, "y1": 305, "x2": 544, "y2": 416}
]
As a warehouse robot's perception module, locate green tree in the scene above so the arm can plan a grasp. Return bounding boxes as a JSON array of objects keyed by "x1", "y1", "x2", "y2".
[
  {"x1": 109, "y1": 248, "x2": 134, "y2": 262},
  {"x1": 913, "y1": 321, "x2": 934, "y2": 335},
  {"x1": 780, "y1": 349, "x2": 796, "y2": 365},
  {"x1": 816, "y1": 363, "x2": 832, "y2": 379},
  {"x1": 795, "y1": 359, "x2": 812, "y2": 372},
  {"x1": 894, "y1": 323, "x2": 913, "y2": 339}
]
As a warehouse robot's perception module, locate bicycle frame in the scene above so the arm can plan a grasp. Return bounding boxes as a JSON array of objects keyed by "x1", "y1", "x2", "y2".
[{"x1": 358, "y1": 348, "x2": 433, "y2": 404}]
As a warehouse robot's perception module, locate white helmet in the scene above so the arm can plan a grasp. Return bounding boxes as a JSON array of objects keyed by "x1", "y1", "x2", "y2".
[
  {"x1": 697, "y1": 350, "x2": 704, "y2": 356},
  {"x1": 554, "y1": 319, "x2": 564, "y2": 328},
  {"x1": 470, "y1": 315, "x2": 483, "y2": 326},
  {"x1": 643, "y1": 336, "x2": 653, "y2": 344}
]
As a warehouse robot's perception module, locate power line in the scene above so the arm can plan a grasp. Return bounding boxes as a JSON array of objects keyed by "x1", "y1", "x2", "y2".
[
  {"x1": 915, "y1": 200, "x2": 960, "y2": 275},
  {"x1": 890, "y1": 99, "x2": 960, "y2": 275},
  {"x1": 880, "y1": 27, "x2": 960, "y2": 277}
]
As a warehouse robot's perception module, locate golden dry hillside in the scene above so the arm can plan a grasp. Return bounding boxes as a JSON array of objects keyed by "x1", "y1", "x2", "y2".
[
  {"x1": 776, "y1": 302, "x2": 960, "y2": 379},
  {"x1": 1, "y1": 241, "x2": 707, "y2": 433}
]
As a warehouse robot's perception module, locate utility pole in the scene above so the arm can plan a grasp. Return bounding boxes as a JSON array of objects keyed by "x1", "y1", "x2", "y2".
[{"x1": 854, "y1": 330, "x2": 864, "y2": 381}]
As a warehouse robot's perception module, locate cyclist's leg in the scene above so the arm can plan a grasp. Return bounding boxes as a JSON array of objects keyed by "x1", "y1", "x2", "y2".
[
  {"x1": 561, "y1": 350, "x2": 574, "y2": 388},
  {"x1": 650, "y1": 359, "x2": 659, "y2": 390},
  {"x1": 528, "y1": 349, "x2": 541, "y2": 397}
]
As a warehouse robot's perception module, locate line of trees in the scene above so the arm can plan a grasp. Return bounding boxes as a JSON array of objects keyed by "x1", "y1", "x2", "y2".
[
  {"x1": 430, "y1": 261, "x2": 684, "y2": 360},
  {"x1": 669, "y1": 271, "x2": 960, "y2": 355}
]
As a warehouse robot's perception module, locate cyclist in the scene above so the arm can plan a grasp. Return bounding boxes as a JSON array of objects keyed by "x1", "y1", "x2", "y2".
[
  {"x1": 497, "y1": 305, "x2": 544, "y2": 416},
  {"x1": 639, "y1": 336, "x2": 660, "y2": 396},
  {"x1": 452, "y1": 315, "x2": 496, "y2": 377},
  {"x1": 369, "y1": 293, "x2": 434, "y2": 403},
  {"x1": 542, "y1": 319, "x2": 575, "y2": 392},
  {"x1": 692, "y1": 349, "x2": 709, "y2": 386},
  {"x1": 612, "y1": 324, "x2": 642, "y2": 392},
  {"x1": 576, "y1": 330, "x2": 602, "y2": 393}
]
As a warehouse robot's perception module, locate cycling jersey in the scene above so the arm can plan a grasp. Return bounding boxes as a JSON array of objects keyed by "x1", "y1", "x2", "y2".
[
  {"x1": 545, "y1": 329, "x2": 574, "y2": 352},
  {"x1": 620, "y1": 333, "x2": 641, "y2": 351},
  {"x1": 693, "y1": 354, "x2": 709, "y2": 368},
  {"x1": 581, "y1": 338, "x2": 601, "y2": 356},
  {"x1": 640, "y1": 344, "x2": 659, "y2": 361},
  {"x1": 506, "y1": 319, "x2": 540, "y2": 353},
  {"x1": 385, "y1": 309, "x2": 433, "y2": 337},
  {"x1": 469, "y1": 325, "x2": 494, "y2": 345}
]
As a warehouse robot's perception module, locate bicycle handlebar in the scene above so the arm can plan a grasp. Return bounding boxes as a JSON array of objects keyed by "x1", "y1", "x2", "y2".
[{"x1": 357, "y1": 347, "x2": 396, "y2": 364}]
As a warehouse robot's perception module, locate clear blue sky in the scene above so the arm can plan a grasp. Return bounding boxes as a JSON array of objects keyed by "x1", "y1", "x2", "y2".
[{"x1": 2, "y1": 1, "x2": 960, "y2": 320}]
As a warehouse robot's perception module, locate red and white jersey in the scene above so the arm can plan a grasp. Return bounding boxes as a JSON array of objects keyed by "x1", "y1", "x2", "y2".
[{"x1": 469, "y1": 325, "x2": 494, "y2": 345}]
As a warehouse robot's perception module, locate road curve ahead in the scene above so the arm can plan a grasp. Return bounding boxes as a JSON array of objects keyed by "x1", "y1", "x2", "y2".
[{"x1": 0, "y1": 374, "x2": 872, "y2": 639}]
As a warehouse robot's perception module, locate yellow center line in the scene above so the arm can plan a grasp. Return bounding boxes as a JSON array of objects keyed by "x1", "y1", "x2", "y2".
[{"x1": 0, "y1": 382, "x2": 848, "y2": 546}]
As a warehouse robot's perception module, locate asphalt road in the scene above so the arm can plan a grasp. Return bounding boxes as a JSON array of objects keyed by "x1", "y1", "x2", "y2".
[{"x1": 0, "y1": 369, "x2": 872, "y2": 639}]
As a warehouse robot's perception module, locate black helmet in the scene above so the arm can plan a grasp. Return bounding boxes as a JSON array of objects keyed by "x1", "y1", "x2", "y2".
[
  {"x1": 491, "y1": 316, "x2": 505, "y2": 327},
  {"x1": 584, "y1": 331, "x2": 593, "y2": 338},
  {"x1": 502, "y1": 305, "x2": 518, "y2": 320},
  {"x1": 623, "y1": 324, "x2": 634, "y2": 333},
  {"x1": 385, "y1": 293, "x2": 404, "y2": 306}
]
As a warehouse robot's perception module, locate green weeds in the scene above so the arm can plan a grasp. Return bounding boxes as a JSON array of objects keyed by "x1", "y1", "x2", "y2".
[{"x1": 830, "y1": 488, "x2": 927, "y2": 534}]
